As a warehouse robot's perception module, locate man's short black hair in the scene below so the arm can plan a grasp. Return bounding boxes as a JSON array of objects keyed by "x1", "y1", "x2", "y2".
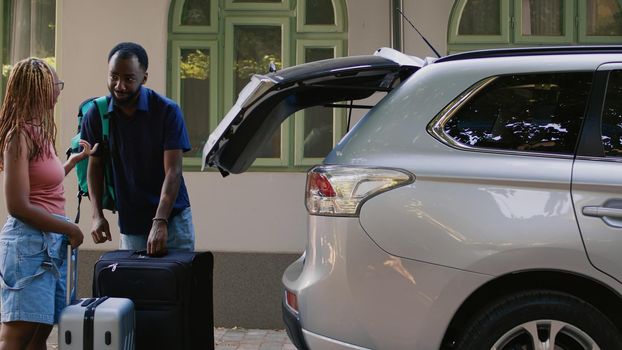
[{"x1": 108, "y1": 42, "x2": 149, "y2": 71}]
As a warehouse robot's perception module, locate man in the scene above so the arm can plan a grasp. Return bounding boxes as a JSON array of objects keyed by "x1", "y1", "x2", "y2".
[{"x1": 82, "y1": 42, "x2": 194, "y2": 255}]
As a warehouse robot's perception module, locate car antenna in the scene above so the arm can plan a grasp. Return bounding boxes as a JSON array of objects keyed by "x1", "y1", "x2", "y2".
[
  {"x1": 268, "y1": 61, "x2": 277, "y2": 73},
  {"x1": 397, "y1": 8, "x2": 441, "y2": 58}
]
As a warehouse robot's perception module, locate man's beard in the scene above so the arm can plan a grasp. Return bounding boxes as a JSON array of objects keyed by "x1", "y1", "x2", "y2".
[{"x1": 111, "y1": 86, "x2": 141, "y2": 107}]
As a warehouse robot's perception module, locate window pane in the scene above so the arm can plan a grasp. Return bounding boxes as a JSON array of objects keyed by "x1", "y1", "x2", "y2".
[
  {"x1": 3, "y1": 0, "x2": 55, "y2": 100},
  {"x1": 602, "y1": 71, "x2": 622, "y2": 157},
  {"x1": 8, "y1": 0, "x2": 55, "y2": 62},
  {"x1": 181, "y1": 0, "x2": 210, "y2": 26},
  {"x1": 305, "y1": 0, "x2": 335, "y2": 25},
  {"x1": 522, "y1": 0, "x2": 563, "y2": 36},
  {"x1": 586, "y1": 0, "x2": 622, "y2": 36},
  {"x1": 180, "y1": 49, "x2": 211, "y2": 157},
  {"x1": 234, "y1": 25, "x2": 282, "y2": 158},
  {"x1": 444, "y1": 73, "x2": 593, "y2": 155},
  {"x1": 233, "y1": 0, "x2": 281, "y2": 3},
  {"x1": 303, "y1": 48, "x2": 334, "y2": 158},
  {"x1": 2, "y1": 0, "x2": 10, "y2": 96},
  {"x1": 458, "y1": 0, "x2": 500, "y2": 35}
]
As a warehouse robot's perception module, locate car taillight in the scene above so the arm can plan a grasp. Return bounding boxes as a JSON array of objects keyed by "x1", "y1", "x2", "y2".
[
  {"x1": 285, "y1": 289, "x2": 299, "y2": 313},
  {"x1": 305, "y1": 166, "x2": 414, "y2": 217}
]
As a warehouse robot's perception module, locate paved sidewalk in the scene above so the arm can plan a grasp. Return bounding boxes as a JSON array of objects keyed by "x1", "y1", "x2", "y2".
[
  {"x1": 47, "y1": 325, "x2": 295, "y2": 349},
  {"x1": 214, "y1": 327, "x2": 295, "y2": 350}
]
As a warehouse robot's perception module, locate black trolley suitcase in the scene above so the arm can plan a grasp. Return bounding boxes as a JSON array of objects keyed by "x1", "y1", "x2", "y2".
[
  {"x1": 59, "y1": 247, "x2": 136, "y2": 350},
  {"x1": 92, "y1": 250, "x2": 214, "y2": 350}
]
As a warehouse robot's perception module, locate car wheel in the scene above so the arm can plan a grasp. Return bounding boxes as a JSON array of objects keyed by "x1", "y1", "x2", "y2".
[{"x1": 452, "y1": 290, "x2": 622, "y2": 350}]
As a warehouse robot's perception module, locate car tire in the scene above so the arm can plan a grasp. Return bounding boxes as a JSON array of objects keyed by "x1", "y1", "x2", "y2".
[{"x1": 452, "y1": 290, "x2": 622, "y2": 350}]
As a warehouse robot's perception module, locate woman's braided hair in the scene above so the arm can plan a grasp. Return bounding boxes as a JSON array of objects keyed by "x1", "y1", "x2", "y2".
[{"x1": 0, "y1": 57, "x2": 57, "y2": 171}]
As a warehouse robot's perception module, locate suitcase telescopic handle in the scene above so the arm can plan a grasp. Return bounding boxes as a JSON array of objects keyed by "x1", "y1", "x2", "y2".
[{"x1": 66, "y1": 245, "x2": 78, "y2": 305}]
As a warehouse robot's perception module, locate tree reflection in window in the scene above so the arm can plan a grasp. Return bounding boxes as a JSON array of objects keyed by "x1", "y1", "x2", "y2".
[
  {"x1": 444, "y1": 73, "x2": 593, "y2": 155},
  {"x1": 180, "y1": 49, "x2": 211, "y2": 157},
  {"x1": 234, "y1": 25, "x2": 282, "y2": 158},
  {"x1": 602, "y1": 71, "x2": 622, "y2": 157}
]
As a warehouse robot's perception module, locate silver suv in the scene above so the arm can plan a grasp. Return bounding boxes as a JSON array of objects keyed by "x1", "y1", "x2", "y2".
[{"x1": 203, "y1": 46, "x2": 622, "y2": 350}]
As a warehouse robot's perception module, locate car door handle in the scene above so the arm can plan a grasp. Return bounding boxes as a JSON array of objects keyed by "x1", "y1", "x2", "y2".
[{"x1": 582, "y1": 206, "x2": 622, "y2": 218}]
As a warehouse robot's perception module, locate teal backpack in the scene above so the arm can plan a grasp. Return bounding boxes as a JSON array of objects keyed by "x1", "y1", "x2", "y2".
[{"x1": 66, "y1": 96, "x2": 116, "y2": 223}]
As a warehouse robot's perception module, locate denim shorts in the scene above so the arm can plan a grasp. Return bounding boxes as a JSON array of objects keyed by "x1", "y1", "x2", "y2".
[
  {"x1": 120, "y1": 207, "x2": 195, "y2": 251},
  {"x1": 0, "y1": 215, "x2": 69, "y2": 325}
]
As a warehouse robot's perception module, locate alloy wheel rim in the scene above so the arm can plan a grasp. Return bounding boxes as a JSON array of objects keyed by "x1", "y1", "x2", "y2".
[{"x1": 491, "y1": 319, "x2": 600, "y2": 350}]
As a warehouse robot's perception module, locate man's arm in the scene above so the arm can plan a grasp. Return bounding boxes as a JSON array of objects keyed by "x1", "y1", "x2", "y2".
[
  {"x1": 81, "y1": 103, "x2": 111, "y2": 244},
  {"x1": 147, "y1": 149, "x2": 183, "y2": 256},
  {"x1": 88, "y1": 154, "x2": 111, "y2": 243}
]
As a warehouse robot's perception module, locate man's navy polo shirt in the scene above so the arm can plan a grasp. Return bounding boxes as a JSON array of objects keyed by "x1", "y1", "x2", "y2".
[{"x1": 81, "y1": 86, "x2": 191, "y2": 236}]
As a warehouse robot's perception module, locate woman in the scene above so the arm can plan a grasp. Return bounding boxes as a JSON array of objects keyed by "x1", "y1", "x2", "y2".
[{"x1": 0, "y1": 57, "x2": 93, "y2": 349}]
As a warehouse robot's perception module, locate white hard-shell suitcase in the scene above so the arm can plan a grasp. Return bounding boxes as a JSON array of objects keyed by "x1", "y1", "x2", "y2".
[{"x1": 59, "y1": 246, "x2": 135, "y2": 350}]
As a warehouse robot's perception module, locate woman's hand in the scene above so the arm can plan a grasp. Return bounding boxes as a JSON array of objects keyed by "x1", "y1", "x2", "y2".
[
  {"x1": 70, "y1": 140, "x2": 99, "y2": 163},
  {"x1": 66, "y1": 223, "x2": 84, "y2": 249},
  {"x1": 65, "y1": 140, "x2": 98, "y2": 175}
]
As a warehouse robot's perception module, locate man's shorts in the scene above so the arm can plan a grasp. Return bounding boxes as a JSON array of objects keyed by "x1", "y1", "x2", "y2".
[
  {"x1": 0, "y1": 215, "x2": 69, "y2": 325},
  {"x1": 120, "y1": 207, "x2": 195, "y2": 251}
]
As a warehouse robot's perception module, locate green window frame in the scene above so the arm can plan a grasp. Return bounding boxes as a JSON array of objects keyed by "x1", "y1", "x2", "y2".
[
  {"x1": 448, "y1": 0, "x2": 511, "y2": 47},
  {"x1": 170, "y1": 40, "x2": 219, "y2": 167},
  {"x1": 448, "y1": 0, "x2": 622, "y2": 53},
  {"x1": 168, "y1": 0, "x2": 347, "y2": 171},
  {"x1": 224, "y1": 0, "x2": 291, "y2": 11},
  {"x1": 577, "y1": 0, "x2": 622, "y2": 43},
  {"x1": 297, "y1": 0, "x2": 345, "y2": 32},
  {"x1": 513, "y1": 0, "x2": 574, "y2": 44},
  {"x1": 171, "y1": 0, "x2": 219, "y2": 33},
  {"x1": 294, "y1": 39, "x2": 345, "y2": 166},
  {"x1": 224, "y1": 16, "x2": 291, "y2": 167}
]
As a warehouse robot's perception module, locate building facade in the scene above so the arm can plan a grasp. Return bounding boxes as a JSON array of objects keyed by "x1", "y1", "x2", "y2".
[{"x1": 0, "y1": 0, "x2": 620, "y2": 328}]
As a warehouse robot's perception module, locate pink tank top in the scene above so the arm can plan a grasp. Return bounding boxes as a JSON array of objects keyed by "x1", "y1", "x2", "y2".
[{"x1": 29, "y1": 141, "x2": 65, "y2": 215}]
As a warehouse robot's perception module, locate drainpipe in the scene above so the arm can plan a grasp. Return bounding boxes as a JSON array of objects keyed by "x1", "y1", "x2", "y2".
[{"x1": 390, "y1": 0, "x2": 403, "y2": 52}]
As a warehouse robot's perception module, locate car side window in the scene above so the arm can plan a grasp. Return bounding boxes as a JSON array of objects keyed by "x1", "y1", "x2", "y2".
[
  {"x1": 602, "y1": 70, "x2": 622, "y2": 157},
  {"x1": 444, "y1": 72, "x2": 593, "y2": 155}
]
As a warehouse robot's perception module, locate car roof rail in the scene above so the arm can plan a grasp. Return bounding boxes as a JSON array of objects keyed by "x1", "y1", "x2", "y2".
[{"x1": 436, "y1": 45, "x2": 622, "y2": 63}]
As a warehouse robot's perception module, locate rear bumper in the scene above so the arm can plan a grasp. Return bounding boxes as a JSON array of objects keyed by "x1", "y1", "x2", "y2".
[
  {"x1": 282, "y1": 301, "x2": 309, "y2": 350},
  {"x1": 281, "y1": 216, "x2": 494, "y2": 349},
  {"x1": 283, "y1": 300, "x2": 372, "y2": 350}
]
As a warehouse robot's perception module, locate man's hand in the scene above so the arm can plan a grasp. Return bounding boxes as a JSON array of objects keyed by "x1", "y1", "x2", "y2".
[
  {"x1": 91, "y1": 216, "x2": 112, "y2": 244},
  {"x1": 147, "y1": 220, "x2": 168, "y2": 256}
]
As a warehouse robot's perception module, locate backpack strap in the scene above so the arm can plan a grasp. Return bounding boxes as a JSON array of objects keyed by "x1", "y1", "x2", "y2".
[
  {"x1": 93, "y1": 96, "x2": 110, "y2": 140},
  {"x1": 93, "y1": 96, "x2": 117, "y2": 213}
]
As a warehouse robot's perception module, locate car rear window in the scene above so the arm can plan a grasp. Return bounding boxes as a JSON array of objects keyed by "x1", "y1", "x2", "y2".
[{"x1": 444, "y1": 72, "x2": 593, "y2": 155}]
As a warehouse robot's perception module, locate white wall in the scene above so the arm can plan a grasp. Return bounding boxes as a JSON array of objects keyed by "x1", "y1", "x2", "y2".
[
  {"x1": 0, "y1": 0, "x2": 452, "y2": 253},
  {"x1": 402, "y1": 0, "x2": 454, "y2": 58}
]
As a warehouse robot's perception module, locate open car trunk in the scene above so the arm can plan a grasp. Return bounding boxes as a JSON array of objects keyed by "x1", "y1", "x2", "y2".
[{"x1": 202, "y1": 48, "x2": 426, "y2": 175}]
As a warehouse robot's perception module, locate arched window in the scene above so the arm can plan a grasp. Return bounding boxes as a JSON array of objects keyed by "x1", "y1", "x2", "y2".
[
  {"x1": 168, "y1": 0, "x2": 347, "y2": 170},
  {"x1": 448, "y1": 0, "x2": 622, "y2": 53}
]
